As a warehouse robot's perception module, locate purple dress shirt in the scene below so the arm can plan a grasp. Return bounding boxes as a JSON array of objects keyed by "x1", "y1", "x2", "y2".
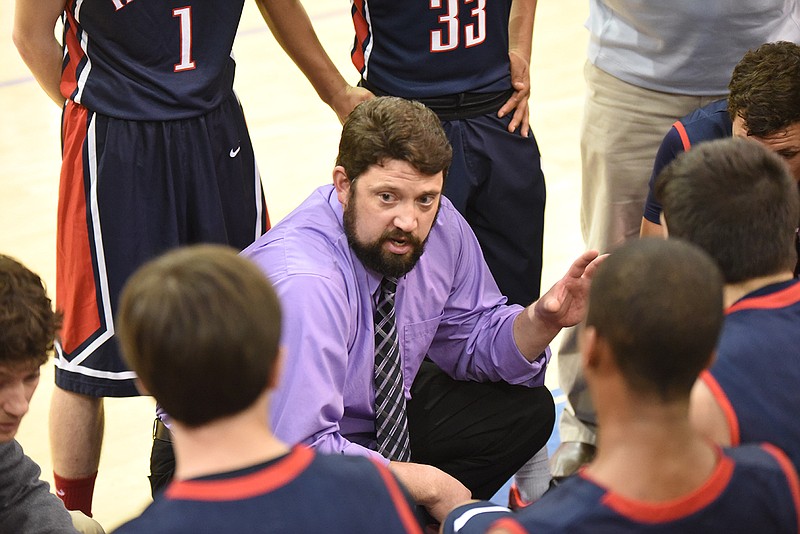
[{"x1": 242, "y1": 185, "x2": 549, "y2": 464}]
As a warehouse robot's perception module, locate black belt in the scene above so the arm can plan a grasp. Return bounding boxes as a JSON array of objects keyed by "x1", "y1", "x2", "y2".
[
  {"x1": 359, "y1": 79, "x2": 513, "y2": 121},
  {"x1": 152, "y1": 418, "x2": 172, "y2": 442}
]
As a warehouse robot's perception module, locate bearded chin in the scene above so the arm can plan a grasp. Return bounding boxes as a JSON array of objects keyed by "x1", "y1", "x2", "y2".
[{"x1": 343, "y1": 204, "x2": 426, "y2": 278}]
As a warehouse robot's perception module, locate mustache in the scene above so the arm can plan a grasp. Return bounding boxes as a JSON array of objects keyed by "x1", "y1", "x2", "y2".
[{"x1": 381, "y1": 229, "x2": 421, "y2": 247}]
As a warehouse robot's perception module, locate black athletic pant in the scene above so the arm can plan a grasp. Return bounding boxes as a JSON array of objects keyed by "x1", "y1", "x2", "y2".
[
  {"x1": 408, "y1": 360, "x2": 554, "y2": 500},
  {"x1": 148, "y1": 360, "x2": 555, "y2": 499}
]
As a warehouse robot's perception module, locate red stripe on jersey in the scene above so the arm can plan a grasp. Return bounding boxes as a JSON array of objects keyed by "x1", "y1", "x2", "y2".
[
  {"x1": 57, "y1": 102, "x2": 101, "y2": 355},
  {"x1": 726, "y1": 281, "x2": 800, "y2": 314},
  {"x1": 165, "y1": 446, "x2": 314, "y2": 501},
  {"x1": 61, "y1": 2, "x2": 85, "y2": 101},
  {"x1": 370, "y1": 461, "x2": 423, "y2": 534},
  {"x1": 700, "y1": 371, "x2": 741, "y2": 446},
  {"x1": 760, "y1": 443, "x2": 800, "y2": 533},
  {"x1": 488, "y1": 517, "x2": 528, "y2": 534},
  {"x1": 351, "y1": 0, "x2": 369, "y2": 73},
  {"x1": 673, "y1": 120, "x2": 691, "y2": 152},
  {"x1": 599, "y1": 450, "x2": 734, "y2": 523}
]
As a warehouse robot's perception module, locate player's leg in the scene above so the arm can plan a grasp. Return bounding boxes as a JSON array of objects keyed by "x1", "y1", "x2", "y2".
[
  {"x1": 147, "y1": 93, "x2": 269, "y2": 493},
  {"x1": 407, "y1": 360, "x2": 555, "y2": 500},
  {"x1": 49, "y1": 389, "x2": 103, "y2": 516},
  {"x1": 188, "y1": 92, "x2": 269, "y2": 247},
  {"x1": 440, "y1": 116, "x2": 545, "y2": 306},
  {"x1": 51, "y1": 103, "x2": 143, "y2": 515}
]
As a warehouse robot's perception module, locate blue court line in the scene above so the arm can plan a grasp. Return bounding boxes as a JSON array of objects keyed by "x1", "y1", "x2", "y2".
[{"x1": 0, "y1": 76, "x2": 35, "y2": 89}]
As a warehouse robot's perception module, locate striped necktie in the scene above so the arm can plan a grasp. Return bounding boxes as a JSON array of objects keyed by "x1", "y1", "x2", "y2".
[{"x1": 373, "y1": 276, "x2": 412, "y2": 461}]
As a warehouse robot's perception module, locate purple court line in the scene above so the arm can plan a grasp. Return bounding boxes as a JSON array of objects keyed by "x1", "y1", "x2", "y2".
[{"x1": 1, "y1": 8, "x2": 343, "y2": 88}]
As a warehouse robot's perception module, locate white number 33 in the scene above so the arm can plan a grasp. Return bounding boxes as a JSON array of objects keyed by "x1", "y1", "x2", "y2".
[{"x1": 429, "y1": 0, "x2": 486, "y2": 52}]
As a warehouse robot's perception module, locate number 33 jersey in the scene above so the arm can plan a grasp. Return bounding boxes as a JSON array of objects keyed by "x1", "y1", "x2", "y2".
[
  {"x1": 61, "y1": 0, "x2": 244, "y2": 120},
  {"x1": 351, "y1": 0, "x2": 513, "y2": 98}
]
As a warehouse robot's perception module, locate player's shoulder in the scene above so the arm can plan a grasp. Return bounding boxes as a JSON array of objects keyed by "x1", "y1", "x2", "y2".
[
  {"x1": 726, "y1": 443, "x2": 794, "y2": 475},
  {"x1": 675, "y1": 99, "x2": 731, "y2": 143}
]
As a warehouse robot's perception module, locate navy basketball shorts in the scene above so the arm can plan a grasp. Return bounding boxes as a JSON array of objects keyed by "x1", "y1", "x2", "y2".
[
  {"x1": 54, "y1": 93, "x2": 269, "y2": 397},
  {"x1": 441, "y1": 113, "x2": 546, "y2": 306}
]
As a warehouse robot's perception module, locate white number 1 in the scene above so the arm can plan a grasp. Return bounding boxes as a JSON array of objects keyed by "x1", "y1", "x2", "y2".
[
  {"x1": 173, "y1": 7, "x2": 196, "y2": 72},
  {"x1": 430, "y1": 0, "x2": 486, "y2": 53}
]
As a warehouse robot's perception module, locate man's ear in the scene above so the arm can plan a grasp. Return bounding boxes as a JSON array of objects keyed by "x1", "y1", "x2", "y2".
[
  {"x1": 267, "y1": 347, "x2": 286, "y2": 391},
  {"x1": 333, "y1": 166, "x2": 351, "y2": 206},
  {"x1": 580, "y1": 326, "x2": 600, "y2": 374},
  {"x1": 659, "y1": 212, "x2": 670, "y2": 237}
]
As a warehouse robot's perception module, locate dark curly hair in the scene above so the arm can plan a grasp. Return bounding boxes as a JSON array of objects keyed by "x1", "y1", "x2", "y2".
[
  {"x1": 0, "y1": 255, "x2": 62, "y2": 366},
  {"x1": 728, "y1": 41, "x2": 800, "y2": 137}
]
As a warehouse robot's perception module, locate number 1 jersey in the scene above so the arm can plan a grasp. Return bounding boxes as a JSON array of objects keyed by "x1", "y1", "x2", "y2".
[{"x1": 61, "y1": 0, "x2": 244, "y2": 120}]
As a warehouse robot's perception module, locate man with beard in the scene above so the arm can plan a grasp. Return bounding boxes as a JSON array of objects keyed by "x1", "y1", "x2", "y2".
[{"x1": 242, "y1": 97, "x2": 603, "y2": 522}]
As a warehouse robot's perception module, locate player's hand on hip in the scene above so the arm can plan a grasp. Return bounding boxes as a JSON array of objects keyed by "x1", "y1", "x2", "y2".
[
  {"x1": 498, "y1": 50, "x2": 531, "y2": 137},
  {"x1": 331, "y1": 85, "x2": 375, "y2": 124}
]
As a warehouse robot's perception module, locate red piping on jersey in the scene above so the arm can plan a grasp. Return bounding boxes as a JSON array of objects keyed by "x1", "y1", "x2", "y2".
[
  {"x1": 597, "y1": 450, "x2": 734, "y2": 523},
  {"x1": 57, "y1": 102, "x2": 101, "y2": 354},
  {"x1": 61, "y1": 2, "x2": 84, "y2": 101},
  {"x1": 488, "y1": 517, "x2": 528, "y2": 534},
  {"x1": 673, "y1": 121, "x2": 692, "y2": 152},
  {"x1": 165, "y1": 446, "x2": 314, "y2": 501},
  {"x1": 761, "y1": 443, "x2": 800, "y2": 533},
  {"x1": 371, "y1": 460, "x2": 423, "y2": 534},
  {"x1": 351, "y1": 0, "x2": 369, "y2": 72},
  {"x1": 700, "y1": 371, "x2": 741, "y2": 446},
  {"x1": 726, "y1": 280, "x2": 800, "y2": 315}
]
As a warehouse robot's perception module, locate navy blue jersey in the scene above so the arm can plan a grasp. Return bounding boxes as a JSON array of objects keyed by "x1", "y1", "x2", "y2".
[
  {"x1": 351, "y1": 0, "x2": 512, "y2": 97},
  {"x1": 443, "y1": 445, "x2": 800, "y2": 533},
  {"x1": 702, "y1": 279, "x2": 800, "y2": 472},
  {"x1": 62, "y1": 0, "x2": 244, "y2": 120},
  {"x1": 643, "y1": 99, "x2": 731, "y2": 223},
  {"x1": 113, "y1": 446, "x2": 424, "y2": 533}
]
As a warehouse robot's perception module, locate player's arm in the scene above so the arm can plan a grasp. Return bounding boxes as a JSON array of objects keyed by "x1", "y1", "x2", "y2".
[
  {"x1": 498, "y1": 0, "x2": 537, "y2": 136},
  {"x1": 388, "y1": 461, "x2": 471, "y2": 523},
  {"x1": 12, "y1": 0, "x2": 66, "y2": 106},
  {"x1": 640, "y1": 217, "x2": 667, "y2": 238},
  {"x1": 689, "y1": 373, "x2": 734, "y2": 447},
  {"x1": 254, "y1": 0, "x2": 372, "y2": 123},
  {"x1": 640, "y1": 125, "x2": 686, "y2": 237}
]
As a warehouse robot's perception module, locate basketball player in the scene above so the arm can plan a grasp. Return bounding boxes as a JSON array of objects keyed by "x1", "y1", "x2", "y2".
[
  {"x1": 641, "y1": 41, "x2": 800, "y2": 237},
  {"x1": 442, "y1": 239, "x2": 800, "y2": 533},
  {"x1": 13, "y1": 0, "x2": 269, "y2": 516},
  {"x1": 113, "y1": 245, "x2": 423, "y2": 534},
  {"x1": 658, "y1": 137, "x2": 800, "y2": 472},
  {"x1": 0, "y1": 254, "x2": 104, "y2": 534}
]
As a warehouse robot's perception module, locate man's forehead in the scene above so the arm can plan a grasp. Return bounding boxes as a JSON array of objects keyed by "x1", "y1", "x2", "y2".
[
  {"x1": 360, "y1": 161, "x2": 443, "y2": 190},
  {"x1": 0, "y1": 361, "x2": 41, "y2": 378},
  {"x1": 737, "y1": 118, "x2": 800, "y2": 144}
]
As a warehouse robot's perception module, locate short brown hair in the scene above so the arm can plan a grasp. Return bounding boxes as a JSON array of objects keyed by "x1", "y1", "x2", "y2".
[
  {"x1": 656, "y1": 137, "x2": 798, "y2": 283},
  {"x1": 336, "y1": 97, "x2": 452, "y2": 181},
  {"x1": 728, "y1": 41, "x2": 800, "y2": 137},
  {"x1": 118, "y1": 245, "x2": 282, "y2": 427},
  {"x1": 587, "y1": 239, "x2": 723, "y2": 401},
  {"x1": 0, "y1": 255, "x2": 61, "y2": 367}
]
